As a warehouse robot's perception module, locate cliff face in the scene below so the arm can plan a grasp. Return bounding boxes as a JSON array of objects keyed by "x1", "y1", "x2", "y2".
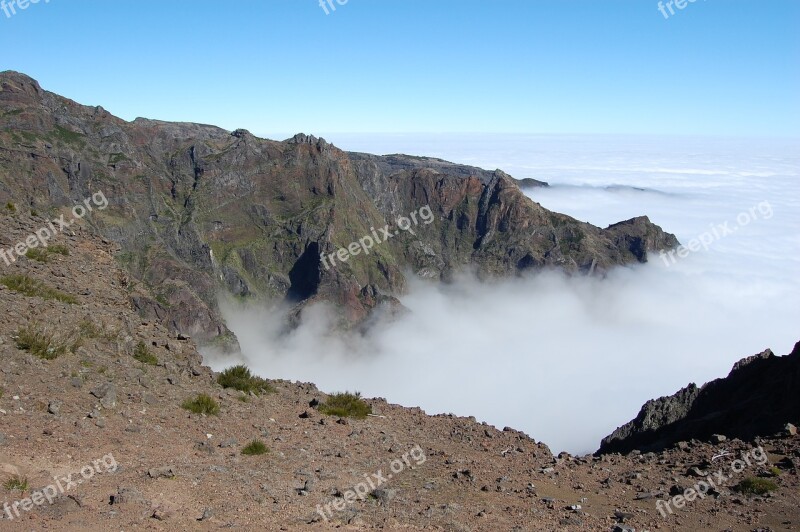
[
  {"x1": 598, "y1": 342, "x2": 800, "y2": 454},
  {"x1": 0, "y1": 71, "x2": 678, "y2": 346}
]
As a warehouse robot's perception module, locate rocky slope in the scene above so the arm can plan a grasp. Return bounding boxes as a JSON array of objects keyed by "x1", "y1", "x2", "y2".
[
  {"x1": 0, "y1": 71, "x2": 678, "y2": 347},
  {"x1": 599, "y1": 343, "x2": 800, "y2": 455},
  {"x1": 1, "y1": 212, "x2": 799, "y2": 531}
]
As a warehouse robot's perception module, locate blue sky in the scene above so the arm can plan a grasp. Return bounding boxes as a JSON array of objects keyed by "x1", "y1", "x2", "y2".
[{"x1": 1, "y1": 0, "x2": 798, "y2": 137}]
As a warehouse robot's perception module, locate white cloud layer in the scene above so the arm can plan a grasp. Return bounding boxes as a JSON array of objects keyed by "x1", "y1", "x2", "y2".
[{"x1": 204, "y1": 135, "x2": 800, "y2": 455}]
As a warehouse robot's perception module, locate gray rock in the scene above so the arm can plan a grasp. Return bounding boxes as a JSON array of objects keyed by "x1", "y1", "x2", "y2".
[
  {"x1": 47, "y1": 400, "x2": 61, "y2": 415},
  {"x1": 148, "y1": 466, "x2": 176, "y2": 479},
  {"x1": 91, "y1": 382, "x2": 116, "y2": 409},
  {"x1": 195, "y1": 441, "x2": 215, "y2": 455},
  {"x1": 370, "y1": 488, "x2": 396, "y2": 506},
  {"x1": 111, "y1": 487, "x2": 146, "y2": 505},
  {"x1": 687, "y1": 466, "x2": 707, "y2": 477},
  {"x1": 634, "y1": 491, "x2": 663, "y2": 500}
]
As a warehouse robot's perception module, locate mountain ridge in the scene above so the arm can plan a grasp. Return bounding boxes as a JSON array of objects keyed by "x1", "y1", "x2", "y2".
[{"x1": 0, "y1": 70, "x2": 678, "y2": 348}]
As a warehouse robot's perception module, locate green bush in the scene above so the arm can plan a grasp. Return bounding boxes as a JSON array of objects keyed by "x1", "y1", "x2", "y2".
[
  {"x1": 318, "y1": 391, "x2": 372, "y2": 419},
  {"x1": 1, "y1": 275, "x2": 77, "y2": 304},
  {"x1": 78, "y1": 319, "x2": 116, "y2": 341},
  {"x1": 133, "y1": 341, "x2": 158, "y2": 366},
  {"x1": 218, "y1": 365, "x2": 274, "y2": 395},
  {"x1": 241, "y1": 440, "x2": 269, "y2": 456},
  {"x1": 181, "y1": 394, "x2": 220, "y2": 416},
  {"x1": 24, "y1": 248, "x2": 51, "y2": 263},
  {"x1": 47, "y1": 244, "x2": 70, "y2": 256},
  {"x1": 24, "y1": 245, "x2": 69, "y2": 263},
  {"x1": 51, "y1": 125, "x2": 84, "y2": 145},
  {"x1": 15, "y1": 326, "x2": 68, "y2": 360},
  {"x1": 735, "y1": 477, "x2": 778, "y2": 496},
  {"x1": 3, "y1": 475, "x2": 28, "y2": 492}
]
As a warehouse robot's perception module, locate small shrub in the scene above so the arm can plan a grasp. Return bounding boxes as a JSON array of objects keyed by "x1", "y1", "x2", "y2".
[
  {"x1": 5, "y1": 202, "x2": 16, "y2": 213},
  {"x1": 218, "y1": 365, "x2": 274, "y2": 395},
  {"x1": 133, "y1": 341, "x2": 158, "y2": 366},
  {"x1": 181, "y1": 394, "x2": 220, "y2": 416},
  {"x1": 1, "y1": 274, "x2": 78, "y2": 304},
  {"x1": 51, "y1": 125, "x2": 84, "y2": 145},
  {"x1": 241, "y1": 440, "x2": 269, "y2": 456},
  {"x1": 78, "y1": 319, "x2": 116, "y2": 341},
  {"x1": 78, "y1": 320, "x2": 101, "y2": 338},
  {"x1": 735, "y1": 477, "x2": 778, "y2": 496},
  {"x1": 47, "y1": 244, "x2": 69, "y2": 256},
  {"x1": 318, "y1": 391, "x2": 372, "y2": 419},
  {"x1": 770, "y1": 466, "x2": 781, "y2": 477},
  {"x1": 3, "y1": 475, "x2": 28, "y2": 492},
  {"x1": 15, "y1": 326, "x2": 68, "y2": 360},
  {"x1": 108, "y1": 152, "x2": 128, "y2": 165},
  {"x1": 70, "y1": 336, "x2": 85, "y2": 352},
  {"x1": 24, "y1": 248, "x2": 51, "y2": 263},
  {"x1": 24, "y1": 245, "x2": 69, "y2": 263}
]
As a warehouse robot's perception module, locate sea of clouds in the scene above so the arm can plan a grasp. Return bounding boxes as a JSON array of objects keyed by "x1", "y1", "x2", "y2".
[{"x1": 206, "y1": 134, "x2": 800, "y2": 454}]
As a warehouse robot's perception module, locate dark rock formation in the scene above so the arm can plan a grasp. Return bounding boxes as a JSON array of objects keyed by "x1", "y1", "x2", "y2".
[
  {"x1": 515, "y1": 177, "x2": 549, "y2": 188},
  {"x1": 0, "y1": 71, "x2": 679, "y2": 346},
  {"x1": 598, "y1": 341, "x2": 800, "y2": 454}
]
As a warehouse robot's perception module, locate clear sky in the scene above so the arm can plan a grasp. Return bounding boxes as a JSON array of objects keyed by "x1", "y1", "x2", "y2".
[{"x1": 1, "y1": 0, "x2": 798, "y2": 137}]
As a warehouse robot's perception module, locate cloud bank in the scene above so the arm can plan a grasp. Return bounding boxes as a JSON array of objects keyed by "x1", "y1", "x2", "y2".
[{"x1": 204, "y1": 135, "x2": 800, "y2": 454}]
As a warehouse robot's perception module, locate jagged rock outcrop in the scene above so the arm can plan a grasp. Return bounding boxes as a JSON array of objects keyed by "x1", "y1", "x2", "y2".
[
  {"x1": 598, "y1": 341, "x2": 800, "y2": 454},
  {"x1": 515, "y1": 177, "x2": 549, "y2": 188},
  {"x1": 0, "y1": 71, "x2": 678, "y2": 345}
]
